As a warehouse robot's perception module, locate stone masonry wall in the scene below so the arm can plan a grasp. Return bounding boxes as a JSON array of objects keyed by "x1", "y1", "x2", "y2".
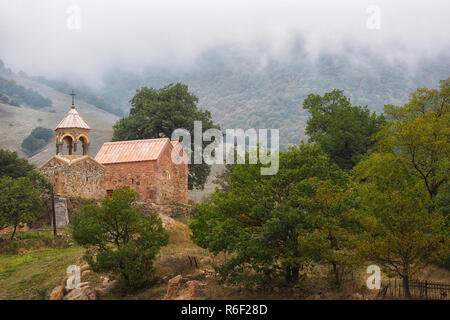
[
  {"x1": 155, "y1": 144, "x2": 188, "y2": 204},
  {"x1": 40, "y1": 157, "x2": 105, "y2": 199},
  {"x1": 103, "y1": 145, "x2": 188, "y2": 204},
  {"x1": 103, "y1": 161, "x2": 158, "y2": 202}
]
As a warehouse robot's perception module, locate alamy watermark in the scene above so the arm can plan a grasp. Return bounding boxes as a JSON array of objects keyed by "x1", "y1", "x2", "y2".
[
  {"x1": 171, "y1": 121, "x2": 279, "y2": 175},
  {"x1": 66, "y1": 5, "x2": 81, "y2": 30},
  {"x1": 66, "y1": 265, "x2": 81, "y2": 289},
  {"x1": 366, "y1": 265, "x2": 381, "y2": 289},
  {"x1": 366, "y1": 5, "x2": 381, "y2": 30}
]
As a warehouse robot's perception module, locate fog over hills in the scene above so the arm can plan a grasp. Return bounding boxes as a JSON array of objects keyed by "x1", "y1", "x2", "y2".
[
  {"x1": 1, "y1": 0, "x2": 449, "y2": 149},
  {"x1": 97, "y1": 44, "x2": 450, "y2": 148}
]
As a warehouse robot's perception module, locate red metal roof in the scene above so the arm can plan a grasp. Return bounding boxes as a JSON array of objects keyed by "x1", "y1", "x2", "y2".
[
  {"x1": 55, "y1": 106, "x2": 91, "y2": 130},
  {"x1": 95, "y1": 138, "x2": 171, "y2": 164}
]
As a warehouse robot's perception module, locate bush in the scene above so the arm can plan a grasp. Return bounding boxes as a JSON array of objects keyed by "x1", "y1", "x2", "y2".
[{"x1": 71, "y1": 187, "x2": 169, "y2": 288}]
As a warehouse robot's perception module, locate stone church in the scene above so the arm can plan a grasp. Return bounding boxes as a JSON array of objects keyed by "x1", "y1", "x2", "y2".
[{"x1": 39, "y1": 101, "x2": 188, "y2": 204}]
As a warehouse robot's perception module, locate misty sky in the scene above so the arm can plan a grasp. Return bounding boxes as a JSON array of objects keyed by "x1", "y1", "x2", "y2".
[{"x1": 0, "y1": 0, "x2": 449, "y2": 81}]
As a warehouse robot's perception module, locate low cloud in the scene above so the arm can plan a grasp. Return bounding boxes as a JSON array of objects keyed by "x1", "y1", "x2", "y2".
[{"x1": 0, "y1": 0, "x2": 449, "y2": 81}]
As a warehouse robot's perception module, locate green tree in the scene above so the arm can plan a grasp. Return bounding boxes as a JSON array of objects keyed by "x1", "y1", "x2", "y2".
[
  {"x1": 0, "y1": 149, "x2": 36, "y2": 178},
  {"x1": 354, "y1": 153, "x2": 448, "y2": 297},
  {"x1": 298, "y1": 178, "x2": 361, "y2": 288},
  {"x1": 190, "y1": 144, "x2": 350, "y2": 286},
  {"x1": 112, "y1": 83, "x2": 219, "y2": 189},
  {"x1": 71, "y1": 187, "x2": 169, "y2": 288},
  {"x1": 0, "y1": 176, "x2": 42, "y2": 240},
  {"x1": 0, "y1": 148, "x2": 50, "y2": 193},
  {"x1": 303, "y1": 89, "x2": 386, "y2": 170}
]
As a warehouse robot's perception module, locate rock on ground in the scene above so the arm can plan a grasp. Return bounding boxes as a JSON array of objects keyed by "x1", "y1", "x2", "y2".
[
  {"x1": 49, "y1": 286, "x2": 65, "y2": 300},
  {"x1": 165, "y1": 275, "x2": 207, "y2": 300},
  {"x1": 63, "y1": 286, "x2": 97, "y2": 300}
]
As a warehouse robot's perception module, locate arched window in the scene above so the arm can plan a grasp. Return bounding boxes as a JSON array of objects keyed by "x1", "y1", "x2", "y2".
[{"x1": 61, "y1": 135, "x2": 74, "y2": 155}]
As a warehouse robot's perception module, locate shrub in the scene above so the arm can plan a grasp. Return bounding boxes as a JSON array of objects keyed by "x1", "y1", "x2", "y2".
[{"x1": 71, "y1": 187, "x2": 169, "y2": 288}]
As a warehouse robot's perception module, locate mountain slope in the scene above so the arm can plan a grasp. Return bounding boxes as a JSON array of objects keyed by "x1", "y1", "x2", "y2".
[
  {"x1": 99, "y1": 48, "x2": 450, "y2": 149},
  {"x1": 0, "y1": 73, "x2": 118, "y2": 166}
]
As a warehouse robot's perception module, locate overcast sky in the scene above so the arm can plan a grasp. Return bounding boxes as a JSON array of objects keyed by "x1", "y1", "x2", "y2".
[{"x1": 0, "y1": 0, "x2": 449, "y2": 80}]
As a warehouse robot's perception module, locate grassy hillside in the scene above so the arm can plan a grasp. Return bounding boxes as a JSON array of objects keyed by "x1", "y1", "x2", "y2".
[{"x1": 0, "y1": 73, "x2": 118, "y2": 166}]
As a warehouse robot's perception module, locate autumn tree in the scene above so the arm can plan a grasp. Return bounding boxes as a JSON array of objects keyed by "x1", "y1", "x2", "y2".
[
  {"x1": 380, "y1": 78, "x2": 449, "y2": 202},
  {"x1": 356, "y1": 79, "x2": 450, "y2": 289},
  {"x1": 354, "y1": 153, "x2": 448, "y2": 297}
]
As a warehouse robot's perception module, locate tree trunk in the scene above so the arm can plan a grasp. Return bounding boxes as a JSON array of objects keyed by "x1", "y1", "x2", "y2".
[
  {"x1": 292, "y1": 267, "x2": 299, "y2": 282},
  {"x1": 10, "y1": 224, "x2": 17, "y2": 240},
  {"x1": 402, "y1": 276, "x2": 411, "y2": 298},
  {"x1": 285, "y1": 266, "x2": 292, "y2": 283},
  {"x1": 332, "y1": 261, "x2": 340, "y2": 288}
]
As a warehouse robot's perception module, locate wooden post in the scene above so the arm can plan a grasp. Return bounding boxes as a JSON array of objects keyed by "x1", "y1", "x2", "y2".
[
  {"x1": 394, "y1": 278, "x2": 397, "y2": 297},
  {"x1": 51, "y1": 186, "x2": 57, "y2": 238},
  {"x1": 425, "y1": 280, "x2": 428, "y2": 299}
]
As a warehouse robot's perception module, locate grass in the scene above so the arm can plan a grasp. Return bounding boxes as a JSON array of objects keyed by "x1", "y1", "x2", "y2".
[
  {"x1": 0, "y1": 229, "x2": 85, "y2": 300},
  {"x1": 2, "y1": 220, "x2": 448, "y2": 300}
]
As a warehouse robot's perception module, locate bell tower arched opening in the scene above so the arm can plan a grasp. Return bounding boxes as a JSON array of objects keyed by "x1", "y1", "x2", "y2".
[
  {"x1": 54, "y1": 100, "x2": 91, "y2": 156},
  {"x1": 60, "y1": 134, "x2": 75, "y2": 155},
  {"x1": 78, "y1": 135, "x2": 90, "y2": 155}
]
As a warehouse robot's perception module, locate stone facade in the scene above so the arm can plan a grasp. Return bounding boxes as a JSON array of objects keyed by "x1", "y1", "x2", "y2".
[
  {"x1": 40, "y1": 155, "x2": 106, "y2": 199},
  {"x1": 101, "y1": 142, "x2": 188, "y2": 204}
]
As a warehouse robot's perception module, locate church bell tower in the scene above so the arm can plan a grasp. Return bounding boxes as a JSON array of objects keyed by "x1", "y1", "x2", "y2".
[{"x1": 54, "y1": 90, "x2": 91, "y2": 156}]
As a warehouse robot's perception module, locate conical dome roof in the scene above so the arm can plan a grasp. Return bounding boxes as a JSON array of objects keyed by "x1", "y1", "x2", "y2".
[{"x1": 55, "y1": 106, "x2": 91, "y2": 130}]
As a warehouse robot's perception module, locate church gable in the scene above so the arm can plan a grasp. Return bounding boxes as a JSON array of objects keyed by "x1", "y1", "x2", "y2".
[
  {"x1": 40, "y1": 155, "x2": 104, "y2": 172},
  {"x1": 39, "y1": 155, "x2": 106, "y2": 199}
]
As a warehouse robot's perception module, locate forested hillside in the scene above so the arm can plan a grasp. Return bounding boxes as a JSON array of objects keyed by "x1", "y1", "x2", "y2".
[
  {"x1": 2, "y1": 46, "x2": 449, "y2": 151},
  {"x1": 99, "y1": 47, "x2": 450, "y2": 148},
  {"x1": 0, "y1": 77, "x2": 52, "y2": 109},
  {"x1": 31, "y1": 76, "x2": 124, "y2": 116}
]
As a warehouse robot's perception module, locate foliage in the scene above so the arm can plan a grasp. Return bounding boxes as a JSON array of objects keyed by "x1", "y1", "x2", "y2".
[
  {"x1": 0, "y1": 149, "x2": 37, "y2": 178},
  {"x1": 0, "y1": 148, "x2": 50, "y2": 192},
  {"x1": 190, "y1": 144, "x2": 356, "y2": 286},
  {"x1": 112, "y1": 83, "x2": 219, "y2": 189},
  {"x1": 0, "y1": 176, "x2": 43, "y2": 240},
  {"x1": 21, "y1": 127, "x2": 54, "y2": 157},
  {"x1": 0, "y1": 77, "x2": 52, "y2": 109},
  {"x1": 71, "y1": 187, "x2": 169, "y2": 288},
  {"x1": 380, "y1": 78, "x2": 449, "y2": 201},
  {"x1": 298, "y1": 178, "x2": 362, "y2": 287},
  {"x1": 354, "y1": 152, "x2": 448, "y2": 297},
  {"x1": 303, "y1": 89, "x2": 386, "y2": 170}
]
